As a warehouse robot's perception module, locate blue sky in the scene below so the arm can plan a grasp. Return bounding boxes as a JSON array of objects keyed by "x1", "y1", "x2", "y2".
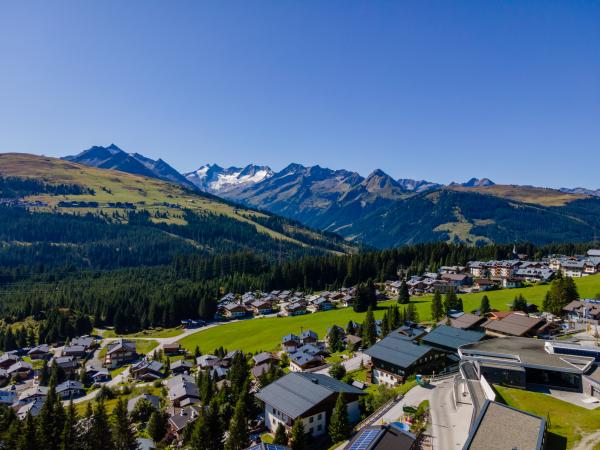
[{"x1": 1, "y1": 1, "x2": 599, "y2": 187}]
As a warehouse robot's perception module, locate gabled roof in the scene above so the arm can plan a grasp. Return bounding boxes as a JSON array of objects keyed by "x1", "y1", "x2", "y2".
[
  {"x1": 443, "y1": 313, "x2": 487, "y2": 330},
  {"x1": 422, "y1": 325, "x2": 485, "y2": 351},
  {"x1": 56, "y1": 380, "x2": 84, "y2": 393},
  {"x1": 364, "y1": 334, "x2": 433, "y2": 369},
  {"x1": 256, "y1": 372, "x2": 365, "y2": 419},
  {"x1": 482, "y1": 313, "x2": 546, "y2": 336},
  {"x1": 107, "y1": 339, "x2": 136, "y2": 355}
]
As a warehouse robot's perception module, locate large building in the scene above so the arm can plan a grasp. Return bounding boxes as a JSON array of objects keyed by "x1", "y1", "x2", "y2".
[
  {"x1": 481, "y1": 312, "x2": 551, "y2": 338},
  {"x1": 458, "y1": 337, "x2": 597, "y2": 393},
  {"x1": 364, "y1": 331, "x2": 446, "y2": 386},
  {"x1": 421, "y1": 325, "x2": 485, "y2": 353},
  {"x1": 462, "y1": 400, "x2": 546, "y2": 450},
  {"x1": 256, "y1": 372, "x2": 365, "y2": 438}
]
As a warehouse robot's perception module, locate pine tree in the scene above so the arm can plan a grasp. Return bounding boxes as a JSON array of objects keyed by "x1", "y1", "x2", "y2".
[
  {"x1": 444, "y1": 289, "x2": 458, "y2": 313},
  {"x1": 273, "y1": 423, "x2": 287, "y2": 445},
  {"x1": 111, "y1": 398, "x2": 138, "y2": 450},
  {"x1": 362, "y1": 308, "x2": 377, "y2": 348},
  {"x1": 147, "y1": 410, "x2": 167, "y2": 444},
  {"x1": 328, "y1": 393, "x2": 350, "y2": 444},
  {"x1": 38, "y1": 381, "x2": 65, "y2": 450},
  {"x1": 431, "y1": 290, "x2": 443, "y2": 322},
  {"x1": 18, "y1": 413, "x2": 38, "y2": 450},
  {"x1": 60, "y1": 401, "x2": 79, "y2": 450},
  {"x1": 479, "y1": 295, "x2": 491, "y2": 315},
  {"x1": 328, "y1": 326, "x2": 343, "y2": 352},
  {"x1": 406, "y1": 303, "x2": 418, "y2": 323},
  {"x1": 224, "y1": 396, "x2": 249, "y2": 450},
  {"x1": 88, "y1": 401, "x2": 113, "y2": 450},
  {"x1": 398, "y1": 281, "x2": 410, "y2": 304},
  {"x1": 190, "y1": 399, "x2": 223, "y2": 450},
  {"x1": 290, "y1": 419, "x2": 308, "y2": 450}
]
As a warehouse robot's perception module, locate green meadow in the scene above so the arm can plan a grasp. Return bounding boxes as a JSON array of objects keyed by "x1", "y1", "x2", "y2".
[{"x1": 178, "y1": 274, "x2": 600, "y2": 354}]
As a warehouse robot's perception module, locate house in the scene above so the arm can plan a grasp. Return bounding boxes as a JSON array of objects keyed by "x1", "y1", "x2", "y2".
[
  {"x1": 345, "y1": 335, "x2": 362, "y2": 351},
  {"x1": 250, "y1": 300, "x2": 273, "y2": 315},
  {"x1": 252, "y1": 363, "x2": 273, "y2": 379},
  {"x1": 289, "y1": 352, "x2": 325, "y2": 372},
  {"x1": 364, "y1": 332, "x2": 446, "y2": 386},
  {"x1": 501, "y1": 278, "x2": 523, "y2": 289},
  {"x1": 131, "y1": 360, "x2": 164, "y2": 381},
  {"x1": 56, "y1": 380, "x2": 85, "y2": 399},
  {"x1": 137, "y1": 438, "x2": 157, "y2": 450},
  {"x1": 168, "y1": 405, "x2": 201, "y2": 440},
  {"x1": 345, "y1": 423, "x2": 418, "y2": 450},
  {"x1": 281, "y1": 334, "x2": 301, "y2": 353},
  {"x1": 462, "y1": 400, "x2": 546, "y2": 450},
  {"x1": 0, "y1": 354, "x2": 20, "y2": 370},
  {"x1": 421, "y1": 325, "x2": 485, "y2": 353},
  {"x1": 562, "y1": 299, "x2": 600, "y2": 324},
  {"x1": 559, "y1": 260, "x2": 586, "y2": 278},
  {"x1": 163, "y1": 343, "x2": 181, "y2": 355},
  {"x1": 283, "y1": 302, "x2": 307, "y2": 316},
  {"x1": 168, "y1": 379, "x2": 200, "y2": 407},
  {"x1": 7, "y1": 361, "x2": 33, "y2": 379},
  {"x1": 52, "y1": 356, "x2": 79, "y2": 374},
  {"x1": 62, "y1": 345, "x2": 87, "y2": 359},
  {"x1": 211, "y1": 366, "x2": 229, "y2": 380},
  {"x1": 88, "y1": 367, "x2": 110, "y2": 383},
  {"x1": 481, "y1": 313, "x2": 550, "y2": 338},
  {"x1": 18, "y1": 385, "x2": 49, "y2": 403},
  {"x1": 253, "y1": 352, "x2": 278, "y2": 367},
  {"x1": 27, "y1": 344, "x2": 51, "y2": 360},
  {"x1": 170, "y1": 359, "x2": 193, "y2": 375},
  {"x1": 472, "y1": 278, "x2": 496, "y2": 291},
  {"x1": 300, "y1": 330, "x2": 318, "y2": 345},
  {"x1": 196, "y1": 354, "x2": 220, "y2": 369},
  {"x1": 256, "y1": 372, "x2": 366, "y2": 438},
  {"x1": 307, "y1": 297, "x2": 333, "y2": 313},
  {"x1": 223, "y1": 303, "x2": 248, "y2": 319},
  {"x1": 104, "y1": 339, "x2": 137, "y2": 368},
  {"x1": 17, "y1": 397, "x2": 45, "y2": 420},
  {"x1": 395, "y1": 324, "x2": 428, "y2": 341},
  {"x1": 127, "y1": 393, "x2": 161, "y2": 413},
  {"x1": 514, "y1": 268, "x2": 554, "y2": 283},
  {"x1": 442, "y1": 313, "x2": 487, "y2": 330},
  {"x1": 71, "y1": 336, "x2": 95, "y2": 350},
  {"x1": 0, "y1": 389, "x2": 16, "y2": 405},
  {"x1": 441, "y1": 273, "x2": 472, "y2": 287}
]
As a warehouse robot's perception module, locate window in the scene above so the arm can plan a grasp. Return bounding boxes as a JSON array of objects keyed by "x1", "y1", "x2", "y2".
[
  {"x1": 309, "y1": 417, "x2": 314, "y2": 423},
  {"x1": 318, "y1": 424, "x2": 322, "y2": 431},
  {"x1": 318, "y1": 413, "x2": 322, "y2": 420}
]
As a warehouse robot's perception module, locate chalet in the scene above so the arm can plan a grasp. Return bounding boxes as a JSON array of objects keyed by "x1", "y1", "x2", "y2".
[
  {"x1": 168, "y1": 405, "x2": 200, "y2": 440},
  {"x1": 0, "y1": 390, "x2": 16, "y2": 405},
  {"x1": 0, "y1": 353, "x2": 20, "y2": 370},
  {"x1": 364, "y1": 332, "x2": 445, "y2": 386},
  {"x1": 441, "y1": 273, "x2": 471, "y2": 287},
  {"x1": 56, "y1": 380, "x2": 85, "y2": 399},
  {"x1": 17, "y1": 398, "x2": 45, "y2": 420},
  {"x1": 52, "y1": 356, "x2": 79, "y2": 374},
  {"x1": 131, "y1": 359, "x2": 164, "y2": 381},
  {"x1": 253, "y1": 352, "x2": 278, "y2": 366},
  {"x1": 283, "y1": 302, "x2": 307, "y2": 316},
  {"x1": 87, "y1": 367, "x2": 110, "y2": 383},
  {"x1": 395, "y1": 324, "x2": 428, "y2": 341},
  {"x1": 62, "y1": 345, "x2": 86, "y2": 359},
  {"x1": 7, "y1": 361, "x2": 33, "y2": 379},
  {"x1": 196, "y1": 354, "x2": 219, "y2": 369},
  {"x1": 300, "y1": 329, "x2": 318, "y2": 344},
  {"x1": 104, "y1": 339, "x2": 137, "y2": 368},
  {"x1": 468, "y1": 261, "x2": 488, "y2": 278},
  {"x1": 584, "y1": 257, "x2": 600, "y2": 274},
  {"x1": 127, "y1": 393, "x2": 161, "y2": 413},
  {"x1": 211, "y1": 366, "x2": 229, "y2": 380},
  {"x1": 71, "y1": 336, "x2": 95, "y2": 351},
  {"x1": 28, "y1": 344, "x2": 51, "y2": 360},
  {"x1": 472, "y1": 278, "x2": 496, "y2": 291},
  {"x1": 307, "y1": 297, "x2": 333, "y2": 312},
  {"x1": 18, "y1": 385, "x2": 49, "y2": 403},
  {"x1": 252, "y1": 362, "x2": 273, "y2": 379},
  {"x1": 344, "y1": 335, "x2": 362, "y2": 351},
  {"x1": 163, "y1": 343, "x2": 181, "y2": 355},
  {"x1": 442, "y1": 313, "x2": 487, "y2": 330},
  {"x1": 281, "y1": 334, "x2": 301, "y2": 353},
  {"x1": 439, "y1": 265, "x2": 465, "y2": 275},
  {"x1": 256, "y1": 372, "x2": 366, "y2": 438},
  {"x1": 514, "y1": 267, "x2": 554, "y2": 283},
  {"x1": 168, "y1": 379, "x2": 200, "y2": 407},
  {"x1": 481, "y1": 313, "x2": 551, "y2": 338},
  {"x1": 170, "y1": 359, "x2": 193, "y2": 375},
  {"x1": 289, "y1": 352, "x2": 325, "y2": 372},
  {"x1": 562, "y1": 299, "x2": 600, "y2": 324},
  {"x1": 222, "y1": 303, "x2": 248, "y2": 319},
  {"x1": 250, "y1": 299, "x2": 273, "y2": 315},
  {"x1": 560, "y1": 259, "x2": 585, "y2": 278}
]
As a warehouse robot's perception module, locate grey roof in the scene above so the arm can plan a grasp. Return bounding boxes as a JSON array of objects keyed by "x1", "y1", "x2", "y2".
[
  {"x1": 71, "y1": 336, "x2": 95, "y2": 348},
  {"x1": 127, "y1": 393, "x2": 161, "y2": 412},
  {"x1": 107, "y1": 339, "x2": 136, "y2": 355},
  {"x1": 422, "y1": 325, "x2": 485, "y2": 351},
  {"x1": 168, "y1": 380, "x2": 199, "y2": 401},
  {"x1": 256, "y1": 372, "x2": 365, "y2": 419},
  {"x1": 253, "y1": 352, "x2": 275, "y2": 365},
  {"x1": 289, "y1": 352, "x2": 322, "y2": 367},
  {"x1": 56, "y1": 380, "x2": 84, "y2": 394},
  {"x1": 364, "y1": 334, "x2": 433, "y2": 369},
  {"x1": 444, "y1": 313, "x2": 487, "y2": 330},
  {"x1": 463, "y1": 400, "x2": 545, "y2": 450},
  {"x1": 63, "y1": 344, "x2": 86, "y2": 354},
  {"x1": 28, "y1": 344, "x2": 50, "y2": 355}
]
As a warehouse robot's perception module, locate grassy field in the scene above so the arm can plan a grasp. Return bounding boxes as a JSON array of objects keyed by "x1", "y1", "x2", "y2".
[
  {"x1": 100, "y1": 327, "x2": 184, "y2": 339},
  {"x1": 178, "y1": 275, "x2": 600, "y2": 354},
  {"x1": 495, "y1": 386, "x2": 600, "y2": 450}
]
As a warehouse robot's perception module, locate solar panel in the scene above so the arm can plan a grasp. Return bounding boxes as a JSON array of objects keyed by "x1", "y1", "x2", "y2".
[
  {"x1": 348, "y1": 428, "x2": 382, "y2": 450},
  {"x1": 265, "y1": 445, "x2": 287, "y2": 450}
]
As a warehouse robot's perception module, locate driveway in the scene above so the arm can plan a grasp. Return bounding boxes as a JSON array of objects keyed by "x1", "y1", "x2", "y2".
[
  {"x1": 379, "y1": 382, "x2": 437, "y2": 423},
  {"x1": 429, "y1": 377, "x2": 473, "y2": 450},
  {"x1": 314, "y1": 352, "x2": 368, "y2": 376}
]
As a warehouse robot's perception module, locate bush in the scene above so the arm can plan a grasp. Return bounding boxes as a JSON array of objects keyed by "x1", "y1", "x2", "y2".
[{"x1": 329, "y1": 362, "x2": 346, "y2": 380}]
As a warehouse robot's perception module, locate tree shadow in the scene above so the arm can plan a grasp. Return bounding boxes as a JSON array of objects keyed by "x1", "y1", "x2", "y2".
[{"x1": 545, "y1": 431, "x2": 567, "y2": 450}]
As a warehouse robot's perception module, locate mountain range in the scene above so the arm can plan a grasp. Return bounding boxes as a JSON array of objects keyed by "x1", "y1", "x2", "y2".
[{"x1": 58, "y1": 145, "x2": 600, "y2": 248}]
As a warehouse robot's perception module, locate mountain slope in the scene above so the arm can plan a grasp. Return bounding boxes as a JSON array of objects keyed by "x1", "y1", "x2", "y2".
[
  {"x1": 185, "y1": 162, "x2": 600, "y2": 248},
  {"x1": 64, "y1": 144, "x2": 197, "y2": 190},
  {"x1": 0, "y1": 153, "x2": 357, "y2": 258}
]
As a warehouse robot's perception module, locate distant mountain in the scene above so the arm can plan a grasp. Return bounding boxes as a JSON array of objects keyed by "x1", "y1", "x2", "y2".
[
  {"x1": 64, "y1": 144, "x2": 196, "y2": 190},
  {"x1": 185, "y1": 163, "x2": 273, "y2": 194},
  {"x1": 560, "y1": 186, "x2": 600, "y2": 197},
  {"x1": 184, "y1": 162, "x2": 600, "y2": 248}
]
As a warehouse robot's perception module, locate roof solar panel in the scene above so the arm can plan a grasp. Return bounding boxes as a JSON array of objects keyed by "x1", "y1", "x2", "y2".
[{"x1": 348, "y1": 428, "x2": 382, "y2": 450}]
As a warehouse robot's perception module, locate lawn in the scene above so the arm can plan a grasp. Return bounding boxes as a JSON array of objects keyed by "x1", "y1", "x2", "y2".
[
  {"x1": 75, "y1": 385, "x2": 164, "y2": 416},
  {"x1": 98, "y1": 339, "x2": 158, "y2": 359},
  {"x1": 100, "y1": 327, "x2": 184, "y2": 339},
  {"x1": 179, "y1": 275, "x2": 600, "y2": 354},
  {"x1": 495, "y1": 385, "x2": 600, "y2": 450}
]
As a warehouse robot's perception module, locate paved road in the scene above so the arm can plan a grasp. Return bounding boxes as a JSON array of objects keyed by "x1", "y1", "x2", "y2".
[{"x1": 429, "y1": 377, "x2": 472, "y2": 450}]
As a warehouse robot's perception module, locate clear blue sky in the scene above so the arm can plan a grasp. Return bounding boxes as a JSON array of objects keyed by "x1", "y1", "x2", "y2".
[{"x1": 1, "y1": 1, "x2": 599, "y2": 188}]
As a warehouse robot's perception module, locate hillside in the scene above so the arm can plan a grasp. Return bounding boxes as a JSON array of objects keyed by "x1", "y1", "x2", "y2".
[{"x1": 0, "y1": 153, "x2": 357, "y2": 269}]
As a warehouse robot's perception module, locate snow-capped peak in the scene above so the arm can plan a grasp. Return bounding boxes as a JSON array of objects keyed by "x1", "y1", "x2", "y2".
[{"x1": 185, "y1": 163, "x2": 273, "y2": 194}]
